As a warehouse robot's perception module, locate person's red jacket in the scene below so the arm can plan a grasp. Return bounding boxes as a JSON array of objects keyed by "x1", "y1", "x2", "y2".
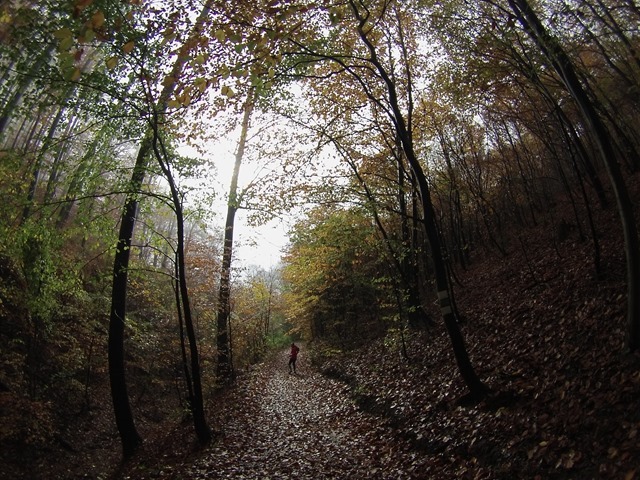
[{"x1": 290, "y1": 344, "x2": 300, "y2": 359}]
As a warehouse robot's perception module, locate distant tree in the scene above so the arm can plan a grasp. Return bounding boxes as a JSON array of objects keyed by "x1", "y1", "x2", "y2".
[{"x1": 283, "y1": 206, "x2": 387, "y2": 345}]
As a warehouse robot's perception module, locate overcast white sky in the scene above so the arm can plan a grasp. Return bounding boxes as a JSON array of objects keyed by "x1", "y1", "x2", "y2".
[{"x1": 178, "y1": 130, "x2": 290, "y2": 271}]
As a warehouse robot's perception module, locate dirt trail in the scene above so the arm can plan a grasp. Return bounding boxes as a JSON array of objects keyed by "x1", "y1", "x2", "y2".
[{"x1": 157, "y1": 347, "x2": 423, "y2": 479}]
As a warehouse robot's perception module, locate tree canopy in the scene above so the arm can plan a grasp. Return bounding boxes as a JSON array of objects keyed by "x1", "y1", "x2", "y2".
[{"x1": 1, "y1": 0, "x2": 639, "y2": 476}]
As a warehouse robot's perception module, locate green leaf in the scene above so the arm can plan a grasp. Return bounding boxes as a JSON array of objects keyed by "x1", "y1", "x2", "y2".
[
  {"x1": 59, "y1": 36, "x2": 74, "y2": 51},
  {"x1": 82, "y1": 28, "x2": 95, "y2": 42},
  {"x1": 54, "y1": 27, "x2": 73, "y2": 40}
]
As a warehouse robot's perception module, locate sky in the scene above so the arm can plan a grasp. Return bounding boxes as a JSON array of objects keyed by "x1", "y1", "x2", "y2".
[
  {"x1": 233, "y1": 213, "x2": 289, "y2": 270},
  {"x1": 178, "y1": 121, "x2": 291, "y2": 271}
]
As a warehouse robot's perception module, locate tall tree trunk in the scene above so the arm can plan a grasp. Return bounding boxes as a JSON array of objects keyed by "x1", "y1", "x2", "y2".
[
  {"x1": 108, "y1": 136, "x2": 149, "y2": 458},
  {"x1": 398, "y1": 148, "x2": 432, "y2": 328},
  {"x1": 174, "y1": 255, "x2": 195, "y2": 407},
  {"x1": 108, "y1": 0, "x2": 216, "y2": 456},
  {"x1": 350, "y1": 1, "x2": 487, "y2": 398},
  {"x1": 151, "y1": 128, "x2": 211, "y2": 444},
  {"x1": 216, "y1": 90, "x2": 254, "y2": 384},
  {"x1": 508, "y1": 0, "x2": 640, "y2": 351}
]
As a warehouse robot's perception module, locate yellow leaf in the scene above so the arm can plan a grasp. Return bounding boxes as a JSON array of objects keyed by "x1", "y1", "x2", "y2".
[
  {"x1": 106, "y1": 56, "x2": 118, "y2": 70},
  {"x1": 162, "y1": 76, "x2": 175, "y2": 87},
  {"x1": 221, "y1": 85, "x2": 236, "y2": 98},
  {"x1": 70, "y1": 68, "x2": 82, "y2": 81},
  {"x1": 167, "y1": 99, "x2": 181, "y2": 109},
  {"x1": 214, "y1": 29, "x2": 226, "y2": 42},
  {"x1": 122, "y1": 41, "x2": 134, "y2": 54}
]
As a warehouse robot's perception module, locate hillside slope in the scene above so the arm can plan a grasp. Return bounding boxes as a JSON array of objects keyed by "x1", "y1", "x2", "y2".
[
  {"x1": 314, "y1": 176, "x2": 640, "y2": 478},
  {"x1": 3, "y1": 175, "x2": 638, "y2": 479}
]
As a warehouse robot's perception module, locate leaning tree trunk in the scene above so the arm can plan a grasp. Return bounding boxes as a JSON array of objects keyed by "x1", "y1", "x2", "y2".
[{"x1": 508, "y1": 0, "x2": 640, "y2": 351}]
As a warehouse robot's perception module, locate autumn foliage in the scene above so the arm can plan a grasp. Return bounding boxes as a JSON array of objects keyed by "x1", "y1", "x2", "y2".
[{"x1": 1, "y1": 0, "x2": 640, "y2": 477}]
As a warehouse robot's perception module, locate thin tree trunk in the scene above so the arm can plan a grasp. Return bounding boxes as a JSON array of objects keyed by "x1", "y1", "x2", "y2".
[
  {"x1": 350, "y1": 1, "x2": 488, "y2": 398},
  {"x1": 508, "y1": 0, "x2": 640, "y2": 351},
  {"x1": 174, "y1": 254, "x2": 195, "y2": 407},
  {"x1": 152, "y1": 129, "x2": 211, "y2": 443},
  {"x1": 216, "y1": 90, "x2": 254, "y2": 384}
]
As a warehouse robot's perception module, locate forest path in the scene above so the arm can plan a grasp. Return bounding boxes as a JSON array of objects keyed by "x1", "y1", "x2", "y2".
[{"x1": 166, "y1": 346, "x2": 422, "y2": 479}]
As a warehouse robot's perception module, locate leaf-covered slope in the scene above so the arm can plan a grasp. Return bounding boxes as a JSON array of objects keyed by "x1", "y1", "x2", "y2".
[{"x1": 314, "y1": 177, "x2": 640, "y2": 479}]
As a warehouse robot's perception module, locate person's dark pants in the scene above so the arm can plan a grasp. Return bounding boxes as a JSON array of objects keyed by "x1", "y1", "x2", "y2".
[{"x1": 289, "y1": 357, "x2": 297, "y2": 373}]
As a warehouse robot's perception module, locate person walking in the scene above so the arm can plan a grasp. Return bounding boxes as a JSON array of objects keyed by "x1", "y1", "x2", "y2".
[{"x1": 288, "y1": 343, "x2": 300, "y2": 374}]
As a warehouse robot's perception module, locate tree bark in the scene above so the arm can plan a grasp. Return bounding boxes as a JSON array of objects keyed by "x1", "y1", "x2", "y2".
[{"x1": 108, "y1": 136, "x2": 149, "y2": 457}]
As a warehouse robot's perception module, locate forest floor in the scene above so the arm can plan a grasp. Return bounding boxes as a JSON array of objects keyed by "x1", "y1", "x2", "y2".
[
  {"x1": 114, "y1": 178, "x2": 640, "y2": 479},
  {"x1": 5, "y1": 176, "x2": 640, "y2": 479},
  {"x1": 119, "y1": 347, "x2": 427, "y2": 479}
]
